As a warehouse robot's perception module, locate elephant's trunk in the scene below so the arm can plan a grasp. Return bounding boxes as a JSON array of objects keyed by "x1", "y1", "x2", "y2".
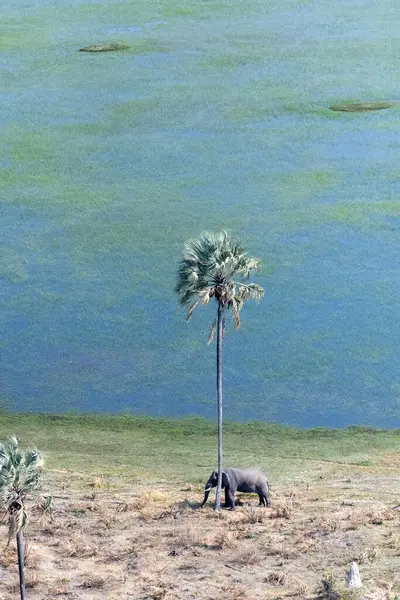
[{"x1": 201, "y1": 489, "x2": 211, "y2": 507}]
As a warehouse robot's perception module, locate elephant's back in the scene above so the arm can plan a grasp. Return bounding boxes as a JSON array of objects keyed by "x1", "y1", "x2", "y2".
[{"x1": 228, "y1": 467, "x2": 268, "y2": 482}]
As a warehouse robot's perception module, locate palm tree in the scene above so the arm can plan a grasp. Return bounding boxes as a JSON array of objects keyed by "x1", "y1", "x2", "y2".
[
  {"x1": 175, "y1": 231, "x2": 264, "y2": 509},
  {"x1": 0, "y1": 436, "x2": 44, "y2": 600}
]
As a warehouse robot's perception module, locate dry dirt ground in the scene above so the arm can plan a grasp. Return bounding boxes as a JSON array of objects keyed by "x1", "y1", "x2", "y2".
[{"x1": 1, "y1": 458, "x2": 399, "y2": 600}]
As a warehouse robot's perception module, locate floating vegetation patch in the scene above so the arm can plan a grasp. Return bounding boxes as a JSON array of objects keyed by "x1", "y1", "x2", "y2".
[
  {"x1": 78, "y1": 39, "x2": 170, "y2": 55},
  {"x1": 79, "y1": 42, "x2": 130, "y2": 53},
  {"x1": 329, "y1": 101, "x2": 397, "y2": 113}
]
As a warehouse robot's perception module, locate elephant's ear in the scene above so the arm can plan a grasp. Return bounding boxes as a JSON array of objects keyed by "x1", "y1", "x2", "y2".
[{"x1": 221, "y1": 471, "x2": 230, "y2": 488}]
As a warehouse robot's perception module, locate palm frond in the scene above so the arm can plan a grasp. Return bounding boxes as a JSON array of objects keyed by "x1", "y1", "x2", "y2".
[
  {"x1": 198, "y1": 288, "x2": 213, "y2": 305},
  {"x1": 185, "y1": 300, "x2": 199, "y2": 322},
  {"x1": 6, "y1": 515, "x2": 16, "y2": 546},
  {"x1": 0, "y1": 436, "x2": 18, "y2": 466},
  {"x1": 6, "y1": 504, "x2": 26, "y2": 545},
  {"x1": 176, "y1": 231, "x2": 264, "y2": 333},
  {"x1": 0, "y1": 436, "x2": 44, "y2": 532},
  {"x1": 230, "y1": 299, "x2": 241, "y2": 329},
  {"x1": 207, "y1": 317, "x2": 217, "y2": 345},
  {"x1": 236, "y1": 283, "x2": 265, "y2": 302}
]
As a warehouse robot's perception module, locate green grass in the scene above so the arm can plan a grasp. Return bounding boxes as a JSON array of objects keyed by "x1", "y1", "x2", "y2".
[{"x1": 0, "y1": 413, "x2": 398, "y2": 487}]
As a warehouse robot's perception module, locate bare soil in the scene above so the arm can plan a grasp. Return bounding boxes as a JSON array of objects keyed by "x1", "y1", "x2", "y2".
[{"x1": 0, "y1": 457, "x2": 399, "y2": 600}]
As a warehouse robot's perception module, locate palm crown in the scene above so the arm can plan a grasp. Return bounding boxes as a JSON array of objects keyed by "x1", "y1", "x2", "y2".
[
  {"x1": 0, "y1": 436, "x2": 44, "y2": 541},
  {"x1": 175, "y1": 230, "x2": 264, "y2": 339}
]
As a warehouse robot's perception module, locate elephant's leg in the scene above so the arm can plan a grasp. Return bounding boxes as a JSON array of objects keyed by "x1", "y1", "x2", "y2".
[
  {"x1": 258, "y1": 494, "x2": 264, "y2": 506},
  {"x1": 264, "y1": 492, "x2": 271, "y2": 507},
  {"x1": 227, "y1": 487, "x2": 236, "y2": 510},
  {"x1": 224, "y1": 487, "x2": 230, "y2": 508}
]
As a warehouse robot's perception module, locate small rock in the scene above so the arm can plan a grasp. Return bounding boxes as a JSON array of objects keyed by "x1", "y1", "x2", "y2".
[
  {"x1": 79, "y1": 42, "x2": 130, "y2": 53},
  {"x1": 346, "y1": 561, "x2": 362, "y2": 589}
]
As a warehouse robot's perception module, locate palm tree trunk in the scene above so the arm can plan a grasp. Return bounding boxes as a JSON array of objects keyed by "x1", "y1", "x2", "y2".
[
  {"x1": 215, "y1": 301, "x2": 223, "y2": 510},
  {"x1": 16, "y1": 529, "x2": 25, "y2": 600}
]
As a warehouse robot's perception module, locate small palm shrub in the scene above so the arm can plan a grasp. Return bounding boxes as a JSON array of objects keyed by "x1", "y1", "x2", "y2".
[{"x1": 0, "y1": 436, "x2": 44, "y2": 600}]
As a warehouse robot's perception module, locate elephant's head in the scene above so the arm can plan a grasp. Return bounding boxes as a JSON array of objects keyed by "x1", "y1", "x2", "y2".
[{"x1": 201, "y1": 470, "x2": 230, "y2": 507}]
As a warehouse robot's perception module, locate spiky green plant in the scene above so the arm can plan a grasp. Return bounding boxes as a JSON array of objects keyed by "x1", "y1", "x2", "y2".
[
  {"x1": 175, "y1": 231, "x2": 264, "y2": 509},
  {"x1": 0, "y1": 436, "x2": 44, "y2": 600}
]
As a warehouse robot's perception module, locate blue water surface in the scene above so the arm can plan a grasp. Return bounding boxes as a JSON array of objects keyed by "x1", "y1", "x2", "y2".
[{"x1": 1, "y1": 0, "x2": 400, "y2": 427}]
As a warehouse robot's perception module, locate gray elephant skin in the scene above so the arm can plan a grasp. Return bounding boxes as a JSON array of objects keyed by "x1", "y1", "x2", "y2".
[{"x1": 201, "y1": 467, "x2": 271, "y2": 510}]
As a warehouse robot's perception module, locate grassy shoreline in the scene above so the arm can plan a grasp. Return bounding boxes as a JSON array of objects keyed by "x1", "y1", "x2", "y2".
[
  {"x1": 2, "y1": 410, "x2": 400, "y2": 432},
  {"x1": 0, "y1": 412, "x2": 399, "y2": 484}
]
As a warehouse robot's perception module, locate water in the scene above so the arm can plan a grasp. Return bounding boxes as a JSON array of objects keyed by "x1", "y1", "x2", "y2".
[{"x1": 1, "y1": 0, "x2": 400, "y2": 427}]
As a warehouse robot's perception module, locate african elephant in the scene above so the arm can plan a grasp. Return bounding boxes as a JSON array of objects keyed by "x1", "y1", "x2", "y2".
[{"x1": 201, "y1": 467, "x2": 271, "y2": 510}]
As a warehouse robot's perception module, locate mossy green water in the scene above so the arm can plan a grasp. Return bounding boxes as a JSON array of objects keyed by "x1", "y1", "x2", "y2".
[{"x1": 2, "y1": 0, "x2": 400, "y2": 426}]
